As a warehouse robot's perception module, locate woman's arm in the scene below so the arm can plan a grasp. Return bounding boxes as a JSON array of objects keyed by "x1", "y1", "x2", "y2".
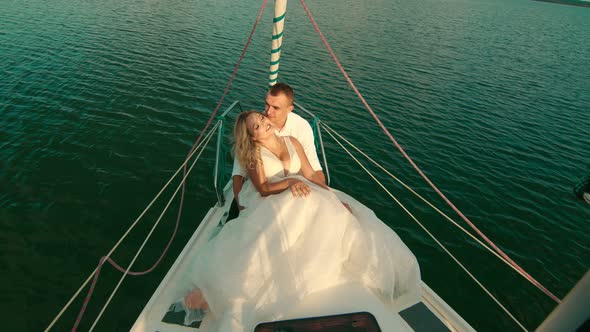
[
  {"x1": 290, "y1": 137, "x2": 328, "y2": 190},
  {"x1": 247, "y1": 160, "x2": 305, "y2": 197},
  {"x1": 232, "y1": 175, "x2": 245, "y2": 210}
]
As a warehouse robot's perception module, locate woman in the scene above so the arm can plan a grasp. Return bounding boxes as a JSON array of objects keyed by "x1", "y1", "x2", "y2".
[{"x1": 178, "y1": 111, "x2": 421, "y2": 331}]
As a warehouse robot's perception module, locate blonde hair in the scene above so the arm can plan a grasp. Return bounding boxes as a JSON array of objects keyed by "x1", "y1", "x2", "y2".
[{"x1": 233, "y1": 111, "x2": 262, "y2": 169}]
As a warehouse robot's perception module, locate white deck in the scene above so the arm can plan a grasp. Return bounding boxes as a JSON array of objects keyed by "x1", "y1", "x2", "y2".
[{"x1": 130, "y1": 182, "x2": 475, "y2": 332}]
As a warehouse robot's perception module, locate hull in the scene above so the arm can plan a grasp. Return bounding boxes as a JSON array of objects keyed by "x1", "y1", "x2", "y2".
[{"x1": 130, "y1": 181, "x2": 475, "y2": 332}]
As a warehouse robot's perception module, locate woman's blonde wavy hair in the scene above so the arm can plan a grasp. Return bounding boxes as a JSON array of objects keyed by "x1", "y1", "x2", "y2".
[{"x1": 233, "y1": 110, "x2": 262, "y2": 170}]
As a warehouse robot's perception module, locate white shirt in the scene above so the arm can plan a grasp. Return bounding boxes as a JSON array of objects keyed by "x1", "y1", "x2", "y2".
[{"x1": 232, "y1": 112, "x2": 322, "y2": 177}]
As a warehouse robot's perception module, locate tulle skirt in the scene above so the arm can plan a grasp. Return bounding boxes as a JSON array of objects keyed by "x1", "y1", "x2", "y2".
[{"x1": 179, "y1": 176, "x2": 420, "y2": 331}]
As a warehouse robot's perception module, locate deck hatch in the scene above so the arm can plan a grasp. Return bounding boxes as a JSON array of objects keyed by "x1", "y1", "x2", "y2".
[
  {"x1": 399, "y1": 302, "x2": 451, "y2": 332},
  {"x1": 254, "y1": 311, "x2": 381, "y2": 331}
]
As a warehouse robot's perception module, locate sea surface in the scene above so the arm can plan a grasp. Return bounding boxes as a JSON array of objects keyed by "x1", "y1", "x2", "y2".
[{"x1": 1, "y1": 0, "x2": 589, "y2": 331}]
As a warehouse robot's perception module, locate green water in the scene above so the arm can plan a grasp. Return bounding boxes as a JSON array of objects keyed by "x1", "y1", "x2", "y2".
[{"x1": 1, "y1": 0, "x2": 589, "y2": 331}]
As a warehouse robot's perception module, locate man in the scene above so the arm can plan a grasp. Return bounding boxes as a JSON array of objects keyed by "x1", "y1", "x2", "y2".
[{"x1": 231, "y1": 83, "x2": 325, "y2": 212}]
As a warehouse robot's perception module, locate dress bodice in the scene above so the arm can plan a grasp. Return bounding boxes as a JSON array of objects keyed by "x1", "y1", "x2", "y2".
[{"x1": 260, "y1": 137, "x2": 301, "y2": 181}]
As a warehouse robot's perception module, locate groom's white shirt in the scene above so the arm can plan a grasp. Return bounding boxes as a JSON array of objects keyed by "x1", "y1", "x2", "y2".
[{"x1": 231, "y1": 112, "x2": 322, "y2": 177}]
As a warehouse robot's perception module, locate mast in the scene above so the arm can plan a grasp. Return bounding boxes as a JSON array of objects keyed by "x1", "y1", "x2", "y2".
[
  {"x1": 269, "y1": 0, "x2": 287, "y2": 86},
  {"x1": 536, "y1": 271, "x2": 590, "y2": 332}
]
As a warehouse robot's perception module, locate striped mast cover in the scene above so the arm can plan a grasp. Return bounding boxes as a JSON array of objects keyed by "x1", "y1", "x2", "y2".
[{"x1": 269, "y1": 0, "x2": 287, "y2": 86}]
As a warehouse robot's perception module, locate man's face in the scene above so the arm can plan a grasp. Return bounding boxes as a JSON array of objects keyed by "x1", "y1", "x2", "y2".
[{"x1": 264, "y1": 92, "x2": 293, "y2": 128}]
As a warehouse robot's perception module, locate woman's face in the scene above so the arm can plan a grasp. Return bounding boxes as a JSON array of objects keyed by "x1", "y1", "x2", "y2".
[{"x1": 246, "y1": 112, "x2": 274, "y2": 142}]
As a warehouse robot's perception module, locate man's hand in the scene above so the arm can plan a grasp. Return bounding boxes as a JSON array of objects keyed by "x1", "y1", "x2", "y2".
[{"x1": 289, "y1": 180, "x2": 311, "y2": 197}]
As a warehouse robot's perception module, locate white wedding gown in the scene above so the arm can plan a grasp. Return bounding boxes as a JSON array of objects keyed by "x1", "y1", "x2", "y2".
[{"x1": 179, "y1": 137, "x2": 421, "y2": 331}]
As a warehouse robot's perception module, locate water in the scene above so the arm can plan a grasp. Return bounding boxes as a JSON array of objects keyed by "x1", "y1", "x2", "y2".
[{"x1": 1, "y1": 0, "x2": 589, "y2": 330}]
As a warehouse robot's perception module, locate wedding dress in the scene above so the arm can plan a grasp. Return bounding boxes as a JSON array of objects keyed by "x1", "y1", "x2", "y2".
[{"x1": 177, "y1": 137, "x2": 421, "y2": 331}]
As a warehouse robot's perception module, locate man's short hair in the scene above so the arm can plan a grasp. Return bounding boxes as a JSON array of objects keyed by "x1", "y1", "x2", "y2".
[{"x1": 268, "y1": 83, "x2": 294, "y2": 105}]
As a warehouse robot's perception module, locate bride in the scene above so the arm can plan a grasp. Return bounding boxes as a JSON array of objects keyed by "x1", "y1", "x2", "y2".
[{"x1": 177, "y1": 110, "x2": 421, "y2": 331}]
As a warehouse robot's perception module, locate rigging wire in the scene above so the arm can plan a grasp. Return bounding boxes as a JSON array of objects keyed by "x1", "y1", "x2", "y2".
[
  {"x1": 45, "y1": 122, "x2": 219, "y2": 332},
  {"x1": 321, "y1": 123, "x2": 546, "y2": 286},
  {"x1": 47, "y1": 0, "x2": 269, "y2": 329},
  {"x1": 86, "y1": 123, "x2": 217, "y2": 332},
  {"x1": 323, "y1": 124, "x2": 528, "y2": 331},
  {"x1": 299, "y1": 0, "x2": 560, "y2": 304}
]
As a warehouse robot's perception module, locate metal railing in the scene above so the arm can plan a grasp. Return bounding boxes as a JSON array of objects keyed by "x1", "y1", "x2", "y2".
[
  {"x1": 294, "y1": 102, "x2": 331, "y2": 186},
  {"x1": 213, "y1": 100, "x2": 331, "y2": 206},
  {"x1": 213, "y1": 101, "x2": 243, "y2": 206}
]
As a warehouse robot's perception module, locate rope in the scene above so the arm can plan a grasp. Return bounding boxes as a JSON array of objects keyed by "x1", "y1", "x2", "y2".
[
  {"x1": 299, "y1": 0, "x2": 560, "y2": 304},
  {"x1": 45, "y1": 122, "x2": 219, "y2": 332},
  {"x1": 168, "y1": 0, "x2": 267, "y2": 281},
  {"x1": 171, "y1": 0, "x2": 268, "y2": 267},
  {"x1": 71, "y1": 123, "x2": 218, "y2": 332},
  {"x1": 105, "y1": 122, "x2": 217, "y2": 277},
  {"x1": 49, "y1": 1, "x2": 268, "y2": 329},
  {"x1": 87, "y1": 125, "x2": 216, "y2": 332},
  {"x1": 321, "y1": 123, "x2": 547, "y2": 287},
  {"x1": 184, "y1": 0, "x2": 268, "y2": 163},
  {"x1": 323, "y1": 126, "x2": 528, "y2": 331}
]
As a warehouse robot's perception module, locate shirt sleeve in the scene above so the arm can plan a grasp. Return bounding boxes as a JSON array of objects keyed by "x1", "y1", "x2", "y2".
[
  {"x1": 231, "y1": 157, "x2": 247, "y2": 177},
  {"x1": 297, "y1": 120, "x2": 323, "y2": 172}
]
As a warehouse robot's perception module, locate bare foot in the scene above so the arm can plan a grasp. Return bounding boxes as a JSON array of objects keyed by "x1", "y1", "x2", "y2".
[{"x1": 184, "y1": 288, "x2": 209, "y2": 310}]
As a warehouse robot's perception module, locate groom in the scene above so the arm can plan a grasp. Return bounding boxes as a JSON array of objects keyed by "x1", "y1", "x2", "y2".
[{"x1": 230, "y1": 83, "x2": 325, "y2": 214}]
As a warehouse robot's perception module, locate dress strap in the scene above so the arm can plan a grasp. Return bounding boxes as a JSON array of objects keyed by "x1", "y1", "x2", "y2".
[
  {"x1": 283, "y1": 136, "x2": 302, "y2": 176},
  {"x1": 284, "y1": 136, "x2": 296, "y2": 159}
]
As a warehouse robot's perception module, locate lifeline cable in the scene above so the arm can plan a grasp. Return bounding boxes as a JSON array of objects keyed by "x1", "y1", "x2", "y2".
[
  {"x1": 45, "y1": 122, "x2": 219, "y2": 332},
  {"x1": 299, "y1": 0, "x2": 559, "y2": 304},
  {"x1": 47, "y1": 1, "x2": 270, "y2": 330},
  {"x1": 323, "y1": 125, "x2": 528, "y2": 331},
  {"x1": 71, "y1": 123, "x2": 218, "y2": 332}
]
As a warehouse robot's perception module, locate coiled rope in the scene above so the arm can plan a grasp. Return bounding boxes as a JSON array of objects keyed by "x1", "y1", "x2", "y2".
[
  {"x1": 322, "y1": 124, "x2": 528, "y2": 331},
  {"x1": 299, "y1": 0, "x2": 560, "y2": 304}
]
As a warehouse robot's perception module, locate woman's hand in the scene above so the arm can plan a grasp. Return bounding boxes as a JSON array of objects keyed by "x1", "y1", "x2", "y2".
[{"x1": 289, "y1": 179, "x2": 311, "y2": 198}]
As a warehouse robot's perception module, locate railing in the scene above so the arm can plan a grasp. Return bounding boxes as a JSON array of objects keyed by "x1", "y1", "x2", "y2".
[
  {"x1": 213, "y1": 100, "x2": 331, "y2": 205},
  {"x1": 294, "y1": 102, "x2": 331, "y2": 186},
  {"x1": 214, "y1": 101, "x2": 243, "y2": 206}
]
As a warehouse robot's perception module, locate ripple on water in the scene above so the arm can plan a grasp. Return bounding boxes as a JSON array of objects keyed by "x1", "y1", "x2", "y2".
[{"x1": 1, "y1": 0, "x2": 590, "y2": 331}]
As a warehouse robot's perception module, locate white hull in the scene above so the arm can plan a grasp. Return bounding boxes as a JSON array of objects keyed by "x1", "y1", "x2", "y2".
[{"x1": 130, "y1": 181, "x2": 475, "y2": 332}]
